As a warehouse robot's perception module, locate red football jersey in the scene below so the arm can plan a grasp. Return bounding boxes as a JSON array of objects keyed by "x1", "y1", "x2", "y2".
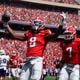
[
  {"x1": 9, "y1": 55, "x2": 22, "y2": 68},
  {"x1": 60, "y1": 38, "x2": 80, "y2": 64},
  {"x1": 24, "y1": 29, "x2": 51, "y2": 57}
]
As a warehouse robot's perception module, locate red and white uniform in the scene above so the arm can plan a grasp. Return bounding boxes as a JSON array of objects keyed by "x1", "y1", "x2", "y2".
[
  {"x1": 24, "y1": 29, "x2": 51, "y2": 57},
  {"x1": 20, "y1": 29, "x2": 51, "y2": 80},
  {"x1": 59, "y1": 38, "x2": 80, "y2": 80},
  {"x1": 9, "y1": 55, "x2": 22, "y2": 78},
  {"x1": 60, "y1": 38, "x2": 80, "y2": 65},
  {"x1": 9, "y1": 55, "x2": 21, "y2": 68}
]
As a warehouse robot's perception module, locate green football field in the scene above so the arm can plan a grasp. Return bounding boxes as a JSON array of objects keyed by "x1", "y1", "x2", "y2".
[
  {"x1": 5, "y1": 76, "x2": 56, "y2": 80},
  {"x1": 44, "y1": 76, "x2": 56, "y2": 80}
]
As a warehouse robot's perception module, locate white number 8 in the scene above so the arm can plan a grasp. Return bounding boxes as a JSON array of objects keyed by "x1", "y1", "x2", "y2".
[{"x1": 29, "y1": 37, "x2": 36, "y2": 47}]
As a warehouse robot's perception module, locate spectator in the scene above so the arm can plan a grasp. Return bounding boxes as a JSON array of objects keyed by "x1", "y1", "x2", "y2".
[
  {"x1": 8, "y1": 51, "x2": 22, "y2": 80},
  {"x1": 0, "y1": 48, "x2": 9, "y2": 80}
]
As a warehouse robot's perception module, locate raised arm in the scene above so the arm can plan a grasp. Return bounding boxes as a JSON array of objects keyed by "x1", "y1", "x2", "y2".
[
  {"x1": 2, "y1": 13, "x2": 27, "y2": 40},
  {"x1": 6, "y1": 24, "x2": 27, "y2": 40},
  {"x1": 45, "y1": 24, "x2": 63, "y2": 41}
]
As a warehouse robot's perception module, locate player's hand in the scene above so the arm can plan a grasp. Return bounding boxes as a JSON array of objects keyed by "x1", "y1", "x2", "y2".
[
  {"x1": 2, "y1": 12, "x2": 10, "y2": 28},
  {"x1": 2, "y1": 12, "x2": 10, "y2": 23}
]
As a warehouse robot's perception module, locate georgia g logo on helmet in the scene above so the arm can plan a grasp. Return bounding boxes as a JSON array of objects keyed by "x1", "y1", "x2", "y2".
[{"x1": 63, "y1": 26, "x2": 76, "y2": 40}]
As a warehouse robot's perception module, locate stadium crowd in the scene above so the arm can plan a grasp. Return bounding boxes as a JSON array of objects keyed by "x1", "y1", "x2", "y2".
[
  {"x1": 0, "y1": 3, "x2": 79, "y2": 28},
  {"x1": 0, "y1": 37, "x2": 27, "y2": 58}
]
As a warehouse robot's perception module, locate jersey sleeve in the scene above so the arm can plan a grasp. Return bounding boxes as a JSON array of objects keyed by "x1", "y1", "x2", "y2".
[
  {"x1": 45, "y1": 29, "x2": 52, "y2": 35},
  {"x1": 41, "y1": 29, "x2": 52, "y2": 36}
]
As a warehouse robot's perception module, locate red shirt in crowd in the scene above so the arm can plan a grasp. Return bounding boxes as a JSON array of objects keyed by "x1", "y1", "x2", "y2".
[{"x1": 9, "y1": 54, "x2": 22, "y2": 68}]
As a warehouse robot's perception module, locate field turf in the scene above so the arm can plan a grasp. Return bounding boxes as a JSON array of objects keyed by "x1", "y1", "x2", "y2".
[
  {"x1": 45, "y1": 76, "x2": 56, "y2": 80},
  {"x1": 5, "y1": 76, "x2": 56, "y2": 80}
]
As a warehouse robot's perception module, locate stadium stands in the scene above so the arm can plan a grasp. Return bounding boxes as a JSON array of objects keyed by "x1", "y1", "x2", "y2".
[
  {"x1": 0, "y1": 37, "x2": 27, "y2": 58},
  {"x1": 0, "y1": 4, "x2": 79, "y2": 27}
]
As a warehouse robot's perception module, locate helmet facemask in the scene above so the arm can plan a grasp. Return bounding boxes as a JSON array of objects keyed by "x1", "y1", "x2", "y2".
[
  {"x1": 32, "y1": 21, "x2": 42, "y2": 31},
  {"x1": 31, "y1": 17, "x2": 44, "y2": 33},
  {"x1": 63, "y1": 32, "x2": 75, "y2": 41},
  {"x1": 63, "y1": 26, "x2": 76, "y2": 41}
]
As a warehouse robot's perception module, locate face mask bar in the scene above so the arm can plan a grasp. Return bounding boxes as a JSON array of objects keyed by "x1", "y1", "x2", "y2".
[
  {"x1": 63, "y1": 33, "x2": 74, "y2": 40},
  {"x1": 33, "y1": 21, "x2": 42, "y2": 26}
]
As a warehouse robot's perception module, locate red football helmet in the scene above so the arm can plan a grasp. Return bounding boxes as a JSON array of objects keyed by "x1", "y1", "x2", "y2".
[
  {"x1": 63, "y1": 26, "x2": 76, "y2": 40},
  {"x1": 32, "y1": 17, "x2": 44, "y2": 31},
  {"x1": 33, "y1": 17, "x2": 44, "y2": 25}
]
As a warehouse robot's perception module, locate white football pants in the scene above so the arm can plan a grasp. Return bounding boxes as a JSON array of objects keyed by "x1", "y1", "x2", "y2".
[
  {"x1": 58, "y1": 64, "x2": 79, "y2": 80},
  {"x1": 19, "y1": 57, "x2": 43, "y2": 80}
]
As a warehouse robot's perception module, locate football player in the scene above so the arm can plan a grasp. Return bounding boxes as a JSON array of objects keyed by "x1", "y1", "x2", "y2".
[
  {"x1": 0, "y1": 48, "x2": 9, "y2": 80},
  {"x1": 58, "y1": 26, "x2": 79, "y2": 80},
  {"x1": 42, "y1": 61, "x2": 47, "y2": 80},
  {"x1": 5, "y1": 17, "x2": 52, "y2": 80},
  {"x1": 8, "y1": 51, "x2": 22, "y2": 80}
]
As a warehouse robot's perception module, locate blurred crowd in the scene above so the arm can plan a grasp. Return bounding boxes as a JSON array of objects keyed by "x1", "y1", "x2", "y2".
[
  {"x1": 0, "y1": 37, "x2": 27, "y2": 59},
  {"x1": 0, "y1": 3, "x2": 79, "y2": 28}
]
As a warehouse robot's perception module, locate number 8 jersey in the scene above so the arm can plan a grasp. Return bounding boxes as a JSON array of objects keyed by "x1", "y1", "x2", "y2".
[{"x1": 24, "y1": 29, "x2": 51, "y2": 57}]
